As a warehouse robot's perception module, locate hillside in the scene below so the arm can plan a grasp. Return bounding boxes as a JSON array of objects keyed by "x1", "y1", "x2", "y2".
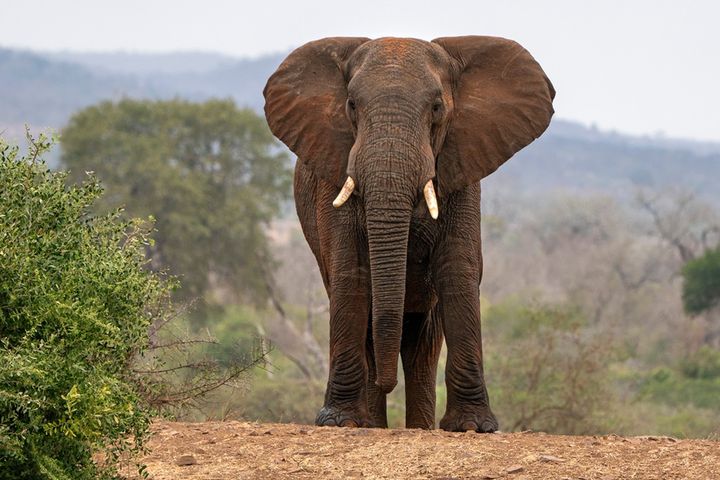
[
  {"x1": 124, "y1": 421, "x2": 719, "y2": 479},
  {"x1": 1, "y1": 47, "x2": 720, "y2": 203},
  {"x1": 44, "y1": 50, "x2": 239, "y2": 75},
  {"x1": 0, "y1": 48, "x2": 282, "y2": 129},
  {"x1": 0, "y1": 48, "x2": 145, "y2": 128},
  {"x1": 490, "y1": 124, "x2": 720, "y2": 203}
]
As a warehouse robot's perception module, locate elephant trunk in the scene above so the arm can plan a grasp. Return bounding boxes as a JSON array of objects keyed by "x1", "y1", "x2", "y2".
[
  {"x1": 353, "y1": 107, "x2": 433, "y2": 394},
  {"x1": 363, "y1": 177, "x2": 414, "y2": 394}
]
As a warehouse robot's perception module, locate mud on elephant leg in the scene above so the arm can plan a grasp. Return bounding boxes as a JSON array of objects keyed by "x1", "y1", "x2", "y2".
[{"x1": 401, "y1": 311, "x2": 443, "y2": 429}]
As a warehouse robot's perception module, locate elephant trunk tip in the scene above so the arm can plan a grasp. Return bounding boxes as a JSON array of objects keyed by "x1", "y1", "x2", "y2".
[{"x1": 375, "y1": 377, "x2": 398, "y2": 394}]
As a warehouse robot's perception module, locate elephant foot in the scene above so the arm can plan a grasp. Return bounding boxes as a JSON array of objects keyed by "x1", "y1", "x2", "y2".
[
  {"x1": 315, "y1": 405, "x2": 370, "y2": 428},
  {"x1": 440, "y1": 406, "x2": 498, "y2": 433},
  {"x1": 368, "y1": 415, "x2": 388, "y2": 429}
]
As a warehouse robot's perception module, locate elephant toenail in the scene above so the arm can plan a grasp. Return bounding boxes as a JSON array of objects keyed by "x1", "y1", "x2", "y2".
[
  {"x1": 480, "y1": 420, "x2": 495, "y2": 432},
  {"x1": 461, "y1": 421, "x2": 478, "y2": 431},
  {"x1": 340, "y1": 419, "x2": 358, "y2": 427}
]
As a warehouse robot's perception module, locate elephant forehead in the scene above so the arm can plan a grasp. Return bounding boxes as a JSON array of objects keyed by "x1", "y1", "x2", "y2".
[
  {"x1": 359, "y1": 38, "x2": 434, "y2": 64},
  {"x1": 349, "y1": 39, "x2": 443, "y2": 89},
  {"x1": 349, "y1": 38, "x2": 452, "y2": 84},
  {"x1": 377, "y1": 37, "x2": 415, "y2": 56}
]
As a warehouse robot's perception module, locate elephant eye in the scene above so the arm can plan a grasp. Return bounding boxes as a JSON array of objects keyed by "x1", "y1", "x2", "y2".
[
  {"x1": 346, "y1": 98, "x2": 357, "y2": 126},
  {"x1": 431, "y1": 100, "x2": 444, "y2": 121}
]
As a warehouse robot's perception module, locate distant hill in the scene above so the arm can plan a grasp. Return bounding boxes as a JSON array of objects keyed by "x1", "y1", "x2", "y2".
[
  {"x1": 148, "y1": 53, "x2": 285, "y2": 110},
  {"x1": 0, "y1": 48, "x2": 145, "y2": 128},
  {"x1": 0, "y1": 48, "x2": 284, "y2": 130},
  {"x1": 489, "y1": 121, "x2": 720, "y2": 203},
  {"x1": 1, "y1": 47, "x2": 718, "y2": 204},
  {"x1": 44, "y1": 51, "x2": 239, "y2": 76}
]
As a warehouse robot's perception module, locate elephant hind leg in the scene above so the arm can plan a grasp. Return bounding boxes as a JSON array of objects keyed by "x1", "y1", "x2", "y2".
[
  {"x1": 401, "y1": 309, "x2": 444, "y2": 429},
  {"x1": 366, "y1": 317, "x2": 388, "y2": 427}
]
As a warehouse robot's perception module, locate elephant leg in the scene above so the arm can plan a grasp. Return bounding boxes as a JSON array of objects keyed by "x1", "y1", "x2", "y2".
[
  {"x1": 366, "y1": 320, "x2": 388, "y2": 428},
  {"x1": 315, "y1": 278, "x2": 371, "y2": 427},
  {"x1": 401, "y1": 310, "x2": 443, "y2": 429},
  {"x1": 436, "y1": 251, "x2": 498, "y2": 432}
]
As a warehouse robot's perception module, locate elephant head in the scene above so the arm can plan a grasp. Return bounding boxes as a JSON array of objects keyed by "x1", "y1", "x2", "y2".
[{"x1": 264, "y1": 36, "x2": 555, "y2": 393}]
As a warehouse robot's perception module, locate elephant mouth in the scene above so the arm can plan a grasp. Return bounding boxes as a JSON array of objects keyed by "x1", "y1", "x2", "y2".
[{"x1": 333, "y1": 175, "x2": 439, "y2": 220}]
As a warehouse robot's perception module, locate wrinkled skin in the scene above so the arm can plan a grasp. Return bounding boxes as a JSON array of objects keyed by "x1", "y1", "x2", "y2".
[{"x1": 264, "y1": 36, "x2": 554, "y2": 431}]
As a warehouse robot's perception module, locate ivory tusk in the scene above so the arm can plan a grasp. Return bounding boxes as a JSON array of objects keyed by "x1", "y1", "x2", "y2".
[
  {"x1": 332, "y1": 177, "x2": 355, "y2": 208},
  {"x1": 423, "y1": 179, "x2": 439, "y2": 220}
]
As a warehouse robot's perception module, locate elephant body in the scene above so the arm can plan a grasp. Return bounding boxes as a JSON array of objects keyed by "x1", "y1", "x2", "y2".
[
  {"x1": 264, "y1": 36, "x2": 554, "y2": 431},
  {"x1": 295, "y1": 160, "x2": 486, "y2": 429}
]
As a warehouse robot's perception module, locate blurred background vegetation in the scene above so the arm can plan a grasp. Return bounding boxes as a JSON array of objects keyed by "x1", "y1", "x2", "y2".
[{"x1": 1, "y1": 48, "x2": 719, "y2": 445}]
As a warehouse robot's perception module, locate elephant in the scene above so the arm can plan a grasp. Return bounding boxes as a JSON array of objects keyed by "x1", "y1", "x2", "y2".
[{"x1": 263, "y1": 36, "x2": 554, "y2": 431}]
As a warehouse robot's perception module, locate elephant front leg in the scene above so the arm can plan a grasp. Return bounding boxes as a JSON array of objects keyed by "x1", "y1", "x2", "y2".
[
  {"x1": 434, "y1": 253, "x2": 498, "y2": 433},
  {"x1": 316, "y1": 276, "x2": 371, "y2": 427}
]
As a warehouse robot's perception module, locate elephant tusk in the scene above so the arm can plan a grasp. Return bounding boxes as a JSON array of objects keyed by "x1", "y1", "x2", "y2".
[
  {"x1": 423, "y1": 179, "x2": 439, "y2": 220},
  {"x1": 332, "y1": 176, "x2": 355, "y2": 208}
]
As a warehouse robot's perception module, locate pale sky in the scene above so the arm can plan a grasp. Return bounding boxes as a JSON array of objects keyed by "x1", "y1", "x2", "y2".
[{"x1": 3, "y1": 0, "x2": 719, "y2": 142}]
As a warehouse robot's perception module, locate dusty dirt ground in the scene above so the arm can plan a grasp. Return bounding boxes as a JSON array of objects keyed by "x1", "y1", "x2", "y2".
[{"x1": 126, "y1": 421, "x2": 720, "y2": 479}]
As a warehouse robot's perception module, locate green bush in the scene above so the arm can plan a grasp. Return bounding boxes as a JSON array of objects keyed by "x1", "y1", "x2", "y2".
[
  {"x1": 681, "y1": 346, "x2": 720, "y2": 380},
  {"x1": 639, "y1": 366, "x2": 720, "y2": 411},
  {"x1": 682, "y1": 247, "x2": 720, "y2": 315},
  {"x1": 483, "y1": 299, "x2": 617, "y2": 434},
  {"x1": 0, "y1": 134, "x2": 173, "y2": 479},
  {"x1": 162, "y1": 305, "x2": 324, "y2": 423},
  {"x1": 136, "y1": 305, "x2": 269, "y2": 418}
]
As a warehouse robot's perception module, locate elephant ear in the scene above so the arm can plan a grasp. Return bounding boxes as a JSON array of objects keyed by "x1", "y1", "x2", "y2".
[
  {"x1": 264, "y1": 37, "x2": 369, "y2": 187},
  {"x1": 432, "y1": 36, "x2": 555, "y2": 193}
]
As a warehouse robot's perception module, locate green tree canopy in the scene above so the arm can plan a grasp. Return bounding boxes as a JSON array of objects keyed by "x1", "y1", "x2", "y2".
[
  {"x1": 682, "y1": 247, "x2": 720, "y2": 315},
  {"x1": 61, "y1": 99, "x2": 291, "y2": 310}
]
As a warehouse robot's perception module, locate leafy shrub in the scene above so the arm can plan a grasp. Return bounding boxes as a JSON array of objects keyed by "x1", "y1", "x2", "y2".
[
  {"x1": 639, "y1": 365, "x2": 720, "y2": 411},
  {"x1": 680, "y1": 346, "x2": 720, "y2": 380},
  {"x1": 682, "y1": 247, "x2": 720, "y2": 315},
  {"x1": 483, "y1": 299, "x2": 617, "y2": 434},
  {"x1": 0, "y1": 134, "x2": 173, "y2": 479},
  {"x1": 159, "y1": 305, "x2": 323, "y2": 423},
  {"x1": 135, "y1": 305, "x2": 268, "y2": 418}
]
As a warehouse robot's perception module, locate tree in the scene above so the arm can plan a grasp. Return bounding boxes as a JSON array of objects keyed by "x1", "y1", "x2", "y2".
[
  {"x1": 483, "y1": 299, "x2": 616, "y2": 434},
  {"x1": 0, "y1": 133, "x2": 171, "y2": 479},
  {"x1": 636, "y1": 189, "x2": 720, "y2": 266},
  {"x1": 683, "y1": 248, "x2": 720, "y2": 315},
  {"x1": 637, "y1": 189, "x2": 720, "y2": 347},
  {"x1": 60, "y1": 99, "x2": 291, "y2": 312}
]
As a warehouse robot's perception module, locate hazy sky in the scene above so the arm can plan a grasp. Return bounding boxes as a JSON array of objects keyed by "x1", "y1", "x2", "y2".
[{"x1": 3, "y1": 0, "x2": 719, "y2": 142}]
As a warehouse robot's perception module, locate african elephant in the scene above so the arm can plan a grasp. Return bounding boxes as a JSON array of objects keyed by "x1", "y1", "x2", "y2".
[{"x1": 263, "y1": 36, "x2": 554, "y2": 431}]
